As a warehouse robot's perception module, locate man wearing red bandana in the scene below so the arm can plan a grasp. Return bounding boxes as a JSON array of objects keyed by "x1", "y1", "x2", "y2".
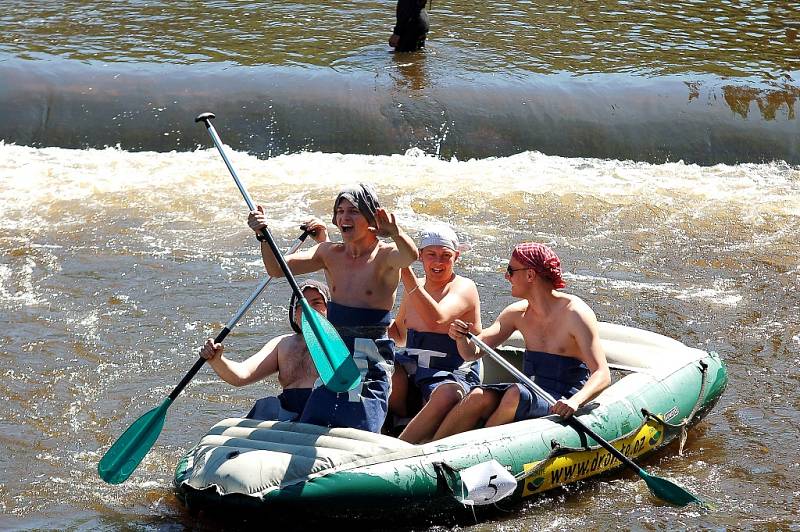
[{"x1": 433, "y1": 243, "x2": 611, "y2": 439}]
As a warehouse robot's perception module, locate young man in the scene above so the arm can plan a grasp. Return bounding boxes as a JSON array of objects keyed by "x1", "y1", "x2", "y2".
[
  {"x1": 433, "y1": 243, "x2": 611, "y2": 440},
  {"x1": 199, "y1": 279, "x2": 331, "y2": 422},
  {"x1": 247, "y1": 183, "x2": 418, "y2": 433},
  {"x1": 389, "y1": 224, "x2": 482, "y2": 443}
]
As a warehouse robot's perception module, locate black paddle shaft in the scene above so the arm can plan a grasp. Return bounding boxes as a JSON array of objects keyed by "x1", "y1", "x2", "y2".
[
  {"x1": 167, "y1": 227, "x2": 311, "y2": 401},
  {"x1": 464, "y1": 332, "x2": 646, "y2": 475},
  {"x1": 195, "y1": 112, "x2": 308, "y2": 304},
  {"x1": 566, "y1": 417, "x2": 646, "y2": 476}
]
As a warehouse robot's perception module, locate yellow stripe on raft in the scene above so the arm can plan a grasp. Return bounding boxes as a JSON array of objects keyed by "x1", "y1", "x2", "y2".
[{"x1": 522, "y1": 419, "x2": 665, "y2": 496}]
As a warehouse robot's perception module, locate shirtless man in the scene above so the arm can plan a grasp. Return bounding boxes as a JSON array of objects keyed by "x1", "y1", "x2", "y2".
[
  {"x1": 199, "y1": 280, "x2": 331, "y2": 421},
  {"x1": 248, "y1": 183, "x2": 418, "y2": 433},
  {"x1": 433, "y1": 243, "x2": 611, "y2": 440},
  {"x1": 389, "y1": 224, "x2": 482, "y2": 443}
]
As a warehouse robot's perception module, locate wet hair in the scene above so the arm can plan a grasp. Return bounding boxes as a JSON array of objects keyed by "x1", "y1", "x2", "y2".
[{"x1": 331, "y1": 183, "x2": 380, "y2": 228}]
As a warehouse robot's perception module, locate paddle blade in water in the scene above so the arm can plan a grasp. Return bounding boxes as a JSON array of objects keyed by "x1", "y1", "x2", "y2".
[
  {"x1": 300, "y1": 301, "x2": 361, "y2": 393},
  {"x1": 640, "y1": 469, "x2": 703, "y2": 507},
  {"x1": 98, "y1": 398, "x2": 172, "y2": 484}
]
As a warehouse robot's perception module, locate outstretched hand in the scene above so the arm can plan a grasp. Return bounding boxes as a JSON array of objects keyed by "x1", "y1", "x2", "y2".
[{"x1": 370, "y1": 208, "x2": 400, "y2": 238}]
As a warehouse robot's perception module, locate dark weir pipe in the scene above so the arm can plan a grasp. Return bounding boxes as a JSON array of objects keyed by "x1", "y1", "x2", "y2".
[{"x1": 1, "y1": 58, "x2": 798, "y2": 165}]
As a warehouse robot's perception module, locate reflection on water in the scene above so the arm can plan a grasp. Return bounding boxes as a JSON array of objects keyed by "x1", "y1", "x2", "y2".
[
  {"x1": 0, "y1": 0, "x2": 798, "y2": 79},
  {"x1": 722, "y1": 83, "x2": 800, "y2": 120}
]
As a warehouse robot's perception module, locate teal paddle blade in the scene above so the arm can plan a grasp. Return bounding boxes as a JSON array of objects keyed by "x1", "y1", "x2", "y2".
[
  {"x1": 98, "y1": 397, "x2": 172, "y2": 484},
  {"x1": 300, "y1": 301, "x2": 361, "y2": 393},
  {"x1": 640, "y1": 469, "x2": 704, "y2": 507}
]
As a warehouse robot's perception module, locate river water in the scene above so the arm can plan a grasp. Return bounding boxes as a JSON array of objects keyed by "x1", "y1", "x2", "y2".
[{"x1": 1, "y1": 1, "x2": 799, "y2": 530}]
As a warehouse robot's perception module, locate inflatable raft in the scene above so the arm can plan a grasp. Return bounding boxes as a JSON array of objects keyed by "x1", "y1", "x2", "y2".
[{"x1": 173, "y1": 322, "x2": 726, "y2": 522}]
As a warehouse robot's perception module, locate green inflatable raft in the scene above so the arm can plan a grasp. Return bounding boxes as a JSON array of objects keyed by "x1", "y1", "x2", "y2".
[{"x1": 173, "y1": 322, "x2": 726, "y2": 522}]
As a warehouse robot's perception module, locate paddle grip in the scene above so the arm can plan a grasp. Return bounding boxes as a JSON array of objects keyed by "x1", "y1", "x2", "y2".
[{"x1": 197, "y1": 113, "x2": 309, "y2": 302}]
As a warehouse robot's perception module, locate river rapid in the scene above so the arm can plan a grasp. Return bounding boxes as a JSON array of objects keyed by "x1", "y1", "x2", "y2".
[
  {"x1": 1, "y1": 143, "x2": 798, "y2": 529},
  {"x1": 1, "y1": 0, "x2": 799, "y2": 530}
]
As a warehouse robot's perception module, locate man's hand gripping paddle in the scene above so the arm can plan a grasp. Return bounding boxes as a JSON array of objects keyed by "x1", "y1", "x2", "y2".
[
  {"x1": 195, "y1": 112, "x2": 361, "y2": 394},
  {"x1": 98, "y1": 229, "x2": 312, "y2": 484},
  {"x1": 465, "y1": 332, "x2": 705, "y2": 507}
]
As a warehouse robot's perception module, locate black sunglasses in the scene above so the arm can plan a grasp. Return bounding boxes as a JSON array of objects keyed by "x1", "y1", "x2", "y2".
[{"x1": 506, "y1": 264, "x2": 530, "y2": 276}]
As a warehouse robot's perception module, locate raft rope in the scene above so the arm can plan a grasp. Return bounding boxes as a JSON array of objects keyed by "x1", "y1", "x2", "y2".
[
  {"x1": 513, "y1": 441, "x2": 564, "y2": 482},
  {"x1": 642, "y1": 360, "x2": 709, "y2": 456},
  {"x1": 514, "y1": 360, "x2": 709, "y2": 481}
]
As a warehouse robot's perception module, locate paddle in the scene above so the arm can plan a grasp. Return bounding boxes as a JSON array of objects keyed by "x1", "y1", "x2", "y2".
[
  {"x1": 98, "y1": 229, "x2": 312, "y2": 485},
  {"x1": 195, "y1": 112, "x2": 361, "y2": 394},
  {"x1": 465, "y1": 332, "x2": 704, "y2": 507}
]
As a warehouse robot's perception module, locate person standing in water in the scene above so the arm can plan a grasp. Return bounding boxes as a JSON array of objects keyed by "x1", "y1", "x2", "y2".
[
  {"x1": 247, "y1": 184, "x2": 418, "y2": 433},
  {"x1": 389, "y1": 224, "x2": 482, "y2": 443},
  {"x1": 433, "y1": 243, "x2": 611, "y2": 440},
  {"x1": 199, "y1": 279, "x2": 331, "y2": 422},
  {"x1": 389, "y1": 0, "x2": 429, "y2": 52}
]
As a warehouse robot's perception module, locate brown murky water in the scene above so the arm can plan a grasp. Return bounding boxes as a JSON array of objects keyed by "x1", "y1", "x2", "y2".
[
  {"x1": 1, "y1": 146, "x2": 798, "y2": 529},
  {"x1": 1, "y1": 0, "x2": 799, "y2": 529},
  {"x1": 1, "y1": 0, "x2": 798, "y2": 78}
]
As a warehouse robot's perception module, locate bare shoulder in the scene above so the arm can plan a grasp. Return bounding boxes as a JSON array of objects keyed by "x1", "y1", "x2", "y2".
[
  {"x1": 376, "y1": 239, "x2": 399, "y2": 255},
  {"x1": 452, "y1": 274, "x2": 477, "y2": 289},
  {"x1": 450, "y1": 274, "x2": 479, "y2": 297},
  {"x1": 559, "y1": 293, "x2": 598, "y2": 324},
  {"x1": 274, "y1": 333, "x2": 297, "y2": 347},
  {"x1": 315, "y1": 240, "x2": 337, "y2": 256},
  {"x1": 500, "y1": 299, "x2": 527, "y2": 319}
]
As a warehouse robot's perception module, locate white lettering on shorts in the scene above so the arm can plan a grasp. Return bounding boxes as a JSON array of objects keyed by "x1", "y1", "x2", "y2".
[
  {"x1": 406, "y1": 348, "x2": 446, "y2": 369},
  {"x1": 347, "y1": 338, "x2": 393, "y2": 403}
]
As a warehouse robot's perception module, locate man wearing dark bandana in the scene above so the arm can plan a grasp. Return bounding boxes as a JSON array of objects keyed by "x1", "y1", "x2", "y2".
[
  {"x1": 247, "y1": 183, "x2": 418, "y2": 433},
  {"x1": 433, "y1": 243, "x2": 611, "y2": 439}
]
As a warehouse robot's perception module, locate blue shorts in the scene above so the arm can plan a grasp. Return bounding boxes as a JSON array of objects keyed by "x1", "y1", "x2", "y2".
[
  {"x1": 477, "y1": 383, "x2": 552, "y2": 421},
  {"x1": 298, "y1": 302, "x2": 394, "y2": 433},
  {"x1": 246, "y1": 388, "x2": 312, "y2": 422},
  {"x1": 395, "y1": 329, "x2": 481, "y2": 403}
]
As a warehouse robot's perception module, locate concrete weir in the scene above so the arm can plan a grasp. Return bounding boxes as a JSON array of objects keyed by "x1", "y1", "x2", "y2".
[{"x1": 1, "y1": 59, "x2": 798, "y2": 164}]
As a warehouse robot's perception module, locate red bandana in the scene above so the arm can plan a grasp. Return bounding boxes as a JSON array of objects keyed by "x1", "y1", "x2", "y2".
[{"x1": 511, "y1": 243, "x2": 566, "y2": 289}]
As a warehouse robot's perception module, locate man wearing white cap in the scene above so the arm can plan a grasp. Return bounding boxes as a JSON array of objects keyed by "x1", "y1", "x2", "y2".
[{"x1": 389, "y1": 223, "x2": 482, "y2": 443}]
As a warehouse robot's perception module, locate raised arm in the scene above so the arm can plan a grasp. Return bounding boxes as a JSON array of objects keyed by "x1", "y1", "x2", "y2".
[
  {"x1": 373, "y1": 208, "x2": 418, "y2": 269},
  {"x1": 401, "y1": 268, "x2": 479, "y2": 326},
  {"x1": 199, "y1": 335, "x2": 285, "y2": 387},
  {"x1": 248, "y1": 207, "x2": 327, "y2": 277}
]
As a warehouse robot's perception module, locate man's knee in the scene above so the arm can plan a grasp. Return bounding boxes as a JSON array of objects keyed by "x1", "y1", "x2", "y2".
[
  {"x1": 428, "y1": 383, "x2": 465, "y2": 408},
  {"x1": 461, "y1": 389, "x2": 497, "y2": 417}
]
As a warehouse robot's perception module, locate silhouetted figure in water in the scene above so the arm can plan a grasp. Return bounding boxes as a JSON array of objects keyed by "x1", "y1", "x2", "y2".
[{"x1": 389, "y1": 0, "x2": 429, "y2": 52}]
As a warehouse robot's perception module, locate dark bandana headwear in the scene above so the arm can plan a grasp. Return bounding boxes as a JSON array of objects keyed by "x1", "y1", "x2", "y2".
[
  {"x1": 511, "y1": 243, "x2": 566, "y2": 289},
  {"x1": 332, "y1": 183, "x2": 381, "y2": 228},
  {"x1": 289, "y1": 279, "x2": 331, "y2": 334}
]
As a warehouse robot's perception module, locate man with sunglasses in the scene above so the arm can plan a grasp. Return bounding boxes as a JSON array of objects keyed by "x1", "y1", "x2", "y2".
[{"x1": 432, "y1": 242, "x2": 610, "y2": 439}]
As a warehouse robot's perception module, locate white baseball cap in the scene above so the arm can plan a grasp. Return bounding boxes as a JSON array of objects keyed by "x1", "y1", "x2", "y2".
[{"x1": 419, "y1": 224, "x2": 460, "y2": 251}]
